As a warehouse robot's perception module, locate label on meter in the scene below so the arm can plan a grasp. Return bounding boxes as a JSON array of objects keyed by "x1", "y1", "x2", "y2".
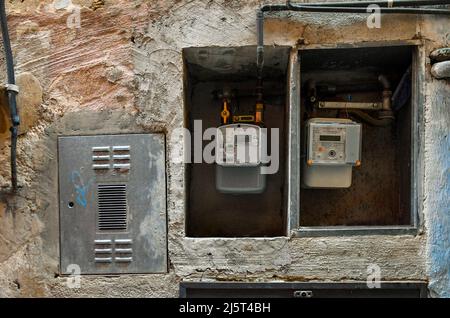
[{"x1": 216, "y1": 124, "x2": 263, "y2": 167}]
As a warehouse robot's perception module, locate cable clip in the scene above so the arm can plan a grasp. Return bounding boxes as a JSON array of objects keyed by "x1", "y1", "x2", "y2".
[{"x1": 4, "y1": 83, "x2": 19, "y2": 93}]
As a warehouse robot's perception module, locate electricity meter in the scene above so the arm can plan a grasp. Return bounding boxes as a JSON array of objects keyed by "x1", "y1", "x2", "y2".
[
  {"x1": 302, "y1": 118, "x2": 362, "y2": 188},
  {"x1": 215, "y1": 123, "x2": 266, "y2": 194}
]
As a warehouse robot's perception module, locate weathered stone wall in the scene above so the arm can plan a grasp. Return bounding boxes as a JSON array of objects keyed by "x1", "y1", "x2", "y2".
[{"x1": 0, "y1": 0, "x2": 448, "y2": 297}]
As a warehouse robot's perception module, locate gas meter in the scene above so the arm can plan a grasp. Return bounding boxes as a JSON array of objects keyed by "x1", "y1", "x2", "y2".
[
  {"x1": 215, "y1": 123, "x2": 266, "y2": 194},
  {"x1": 302, "y1": 118, "x2": 362, "y2": 188}
]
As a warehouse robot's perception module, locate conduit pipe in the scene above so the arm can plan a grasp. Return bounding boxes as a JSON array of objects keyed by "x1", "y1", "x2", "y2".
[{"x1": 0, "y1": 0, "x2": 20, "y2": 191}]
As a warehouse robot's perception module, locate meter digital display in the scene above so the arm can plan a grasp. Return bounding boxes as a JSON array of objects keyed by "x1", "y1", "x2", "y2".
[{"x1": 320, "y1": 135, "x2": 341, "y2": 142}]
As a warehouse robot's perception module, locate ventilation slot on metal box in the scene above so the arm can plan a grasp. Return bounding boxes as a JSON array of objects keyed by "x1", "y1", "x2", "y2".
[{"x1": 98, "y1": 184, "x2": 128, "y2": 231}]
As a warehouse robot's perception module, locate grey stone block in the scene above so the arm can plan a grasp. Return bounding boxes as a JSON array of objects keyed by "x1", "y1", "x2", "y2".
[
  {"x1": 431, "y1": 61, "x2": 450, "y2": 79},
  {"x1": 430, "y1": 48, "x2": 450, "y2": 63}
]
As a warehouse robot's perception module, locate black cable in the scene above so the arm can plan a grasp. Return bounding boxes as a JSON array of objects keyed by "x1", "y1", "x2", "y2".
[
  {"x1": 10, "y1": 126, "x2": 17, "y2": 189},
  {"x1": 286, "y1": 4, "x2": 450, "y2": 14},
  {"x1": 259, "y1": 2, "x2": 450, "y2": 13},
  {"x1": 260, "y1": 5, "x2": 290, "y2": 12},
  {"x1": 0, "y1": 0, "x2": 20, "y2": 191},
  {"x1": 289, "y1": 0, "x2": 450, "y2": 8}
]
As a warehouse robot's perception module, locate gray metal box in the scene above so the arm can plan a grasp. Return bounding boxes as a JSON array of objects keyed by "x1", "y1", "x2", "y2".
[{"x1": 58, "y1": 134, "x2": 167, "y2": 274}]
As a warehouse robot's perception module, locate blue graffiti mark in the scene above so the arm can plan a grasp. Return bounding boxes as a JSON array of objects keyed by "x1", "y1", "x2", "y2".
[{"x1": 70, "y1": 171, "x2": 93, "y2": 208}]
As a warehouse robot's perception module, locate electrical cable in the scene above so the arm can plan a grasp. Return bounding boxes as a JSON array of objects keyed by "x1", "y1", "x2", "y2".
[
  {"x1": 290, "y1": 0, "x2": 450, "y2": 8},
  {"x1": 0, "y1": 0, "x2": 20, "y2": 191}
]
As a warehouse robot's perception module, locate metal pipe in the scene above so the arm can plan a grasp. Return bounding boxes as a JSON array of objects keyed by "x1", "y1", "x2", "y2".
[
  {"x1": 291, "y1": 0, "x2": 450, "y2": 8},
  {"x1": 378, "y1": 74, "x2": 393, "y2": 111},
  {"x1": 260, "y1": 5, "x2": 290, "y2": 12},
  {"x1": 0, "y1": 0, "x2": 20, "y2": 191},
  {"x1": 378, "y1": 75, "x2": 391, "y2": 90},
  {"x1": 285, "y1": 4, "x2": 450, "y2": 14},
  {"x1": 345, "y1": 109, "x2": 394, "y2": 126},
  {"x1": 256, "y1": 10, "x2": 264, "y2": 84}
]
